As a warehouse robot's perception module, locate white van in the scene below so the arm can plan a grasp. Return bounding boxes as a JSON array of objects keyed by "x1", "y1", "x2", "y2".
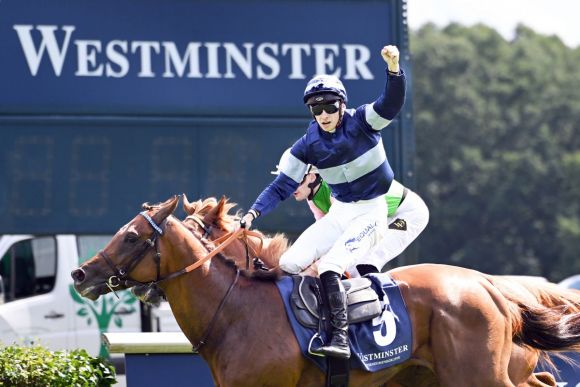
[{"x1": 0, "y1": 234, "x2": 180, "y2": 358}]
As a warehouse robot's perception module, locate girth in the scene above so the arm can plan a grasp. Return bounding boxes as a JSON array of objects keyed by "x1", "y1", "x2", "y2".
[{"x1": 290, "y1": 275, "x2": 381, "y2": 329}]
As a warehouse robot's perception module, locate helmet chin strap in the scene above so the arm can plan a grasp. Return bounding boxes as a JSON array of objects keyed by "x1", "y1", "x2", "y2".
[{"x1": 336, "y1": 102, "x2": 345, "y2": 128}]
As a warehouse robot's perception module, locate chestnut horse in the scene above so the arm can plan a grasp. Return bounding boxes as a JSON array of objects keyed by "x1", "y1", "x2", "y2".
[
  {"x1": 177, "y1": 195, "x2": 570, "y2": 386},
  {"x1": 72, "y1": 196, "x2": 580, "y2": 386}
]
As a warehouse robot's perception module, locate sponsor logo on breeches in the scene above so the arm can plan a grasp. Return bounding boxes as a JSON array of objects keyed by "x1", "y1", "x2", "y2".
[{"x1": 344, "y1": 221, "x2": 377, "y2": 253}]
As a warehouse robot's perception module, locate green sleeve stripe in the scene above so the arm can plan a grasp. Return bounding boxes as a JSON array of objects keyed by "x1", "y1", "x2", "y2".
[
  {"x1": 312, "y1": 181, "x2": 332, "y2": 214},
  {"x1": 385, "y1": 179, "x2": 405, "y2": 217}
]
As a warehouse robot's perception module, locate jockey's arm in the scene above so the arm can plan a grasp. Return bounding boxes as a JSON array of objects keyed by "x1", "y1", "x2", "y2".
[
  {"x1": 244, "y1": 143, "x2": 309, "y2": 227},
  {"x1": 359, "y1": 45, "x2": 406, "y2": 132}
]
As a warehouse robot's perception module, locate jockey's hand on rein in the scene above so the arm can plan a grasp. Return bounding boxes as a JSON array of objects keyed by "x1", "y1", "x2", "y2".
[{"x1": 240, "y1": 210, "x2": 258, "y2": 229}]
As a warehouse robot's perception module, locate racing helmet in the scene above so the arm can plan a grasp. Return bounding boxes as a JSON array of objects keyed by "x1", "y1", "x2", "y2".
[{"x1": 303, "y1": 74, "x2": 347, "y2": 104}]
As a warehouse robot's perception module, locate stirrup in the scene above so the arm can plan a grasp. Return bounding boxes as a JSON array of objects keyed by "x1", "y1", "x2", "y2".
[{"x1": 308, "y1": 333, "x2": 326, "y2": 357}]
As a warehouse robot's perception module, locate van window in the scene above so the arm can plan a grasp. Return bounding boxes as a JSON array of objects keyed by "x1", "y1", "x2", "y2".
[
  {"x1": 0, "y1": 237, "x2": 57, "y2": 302},
  {"x1": 77, "y1": 235, "x2": 112, "y2": 265}
]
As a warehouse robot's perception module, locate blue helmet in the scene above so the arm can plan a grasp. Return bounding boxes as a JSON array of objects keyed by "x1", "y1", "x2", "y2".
[{"x1": 303, "y1": 74, "x2": 347, "y2": 104}]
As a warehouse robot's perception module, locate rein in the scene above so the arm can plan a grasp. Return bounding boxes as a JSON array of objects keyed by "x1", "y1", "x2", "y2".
[
  {"x1": 99, "y1": 211, "x2": 265, "y2": 352},
  {"x1": 184, "y1": 215, "x2": 265, "y2": 269},
  {"x1": 156, "y1": 227, "x2": 261, "y2": 283},
  {"x1": 101, "y1": 212, "x2": 264, "y2": 291}
]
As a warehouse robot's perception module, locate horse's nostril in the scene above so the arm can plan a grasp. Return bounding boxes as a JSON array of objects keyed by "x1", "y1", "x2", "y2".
[{"x1": 71, "y1": 268, "x2": 86, "y2": 283}]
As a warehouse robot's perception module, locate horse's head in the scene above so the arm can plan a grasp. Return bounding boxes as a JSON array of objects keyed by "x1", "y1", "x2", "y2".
[{"x1": 71, "y1": 195, "x2": 179, "y2": 301}]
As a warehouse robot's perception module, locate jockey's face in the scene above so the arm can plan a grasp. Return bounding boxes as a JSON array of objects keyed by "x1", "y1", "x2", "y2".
[
  {"x1": 293, "y1": 173, "x2": 317, "y2": 201},
  {"x1": 311, "y1": 101, "x2": 343, "y2": 132}
]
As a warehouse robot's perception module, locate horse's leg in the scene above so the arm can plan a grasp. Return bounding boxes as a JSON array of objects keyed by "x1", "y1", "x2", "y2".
[
  {"x1": 507, "y1": 345, "x2": 556, "y2": 387},
  {"x1": 525, "y1": 372, "x2": 557, "y2": 387}
]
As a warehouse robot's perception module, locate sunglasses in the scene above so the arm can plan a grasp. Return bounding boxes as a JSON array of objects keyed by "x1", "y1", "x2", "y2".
[{"x1": 309, "y1": 101, "x2": 340, "y2": 116}]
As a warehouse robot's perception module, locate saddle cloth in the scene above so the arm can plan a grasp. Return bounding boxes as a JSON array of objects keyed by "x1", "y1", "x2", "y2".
[
  {"x1": 290, "y1": 275, "x2": 382, "y2": 329},
  {"x1": 275, "y1": 272, "x2": 413, "y2": 373}
]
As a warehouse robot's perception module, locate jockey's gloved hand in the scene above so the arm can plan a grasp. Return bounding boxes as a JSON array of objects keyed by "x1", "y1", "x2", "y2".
[{"x1": 240, "y1": 209, "x2": 259, "y2": 229}]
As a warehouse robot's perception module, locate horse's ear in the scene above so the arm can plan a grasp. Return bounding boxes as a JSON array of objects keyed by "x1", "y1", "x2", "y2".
[
  {"x1": 182, "y1": 193, "x2": 195, "y2": 215},
  {"x1": 204, "y1": 196, "x2": 227, "y2": 225},
  {"x1": 153, "y1": 195, "x2": 179, "y2": 223}
]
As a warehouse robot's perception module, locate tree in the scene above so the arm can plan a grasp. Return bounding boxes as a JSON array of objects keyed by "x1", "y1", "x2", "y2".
[{"x1": 410, "y1": 23, "x2": 580, "y2": 281}]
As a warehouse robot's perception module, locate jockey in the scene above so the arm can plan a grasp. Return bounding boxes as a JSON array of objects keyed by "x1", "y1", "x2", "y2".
[
  {"x1": 272, "y1": 153, "x2": 429, "y2": 277},
  {"x1": 241, "y1": 45, "x2": 406, "y2": 359}
]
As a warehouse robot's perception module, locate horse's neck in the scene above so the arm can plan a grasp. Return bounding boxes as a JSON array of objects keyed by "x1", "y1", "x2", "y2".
[{"x1": 160, "y1": 225, "x2": 254, "y2": 351}]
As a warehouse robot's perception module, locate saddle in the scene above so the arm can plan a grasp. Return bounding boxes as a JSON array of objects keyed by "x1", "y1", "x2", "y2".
[{"x1": 290, "y1": 275, "x2": 382, "y2": 329}]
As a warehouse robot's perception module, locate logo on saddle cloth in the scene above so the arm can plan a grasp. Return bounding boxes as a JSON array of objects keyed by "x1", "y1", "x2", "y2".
[{"x1": 275, "y1": 273, "x2": 412, "y2": 373}]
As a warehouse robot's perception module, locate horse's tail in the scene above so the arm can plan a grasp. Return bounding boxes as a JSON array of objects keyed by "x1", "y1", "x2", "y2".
[{"x1": 490, "y1": 276, "x2": 580, "y2": 352}]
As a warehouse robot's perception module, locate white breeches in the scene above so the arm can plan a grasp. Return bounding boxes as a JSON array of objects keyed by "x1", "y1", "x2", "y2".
[
  {"x1": 347, "y1": 190, "x2": 429, "y2": 276},
  {"x1": 279, "y1": 196, "x2": 387, "y2": 275}
]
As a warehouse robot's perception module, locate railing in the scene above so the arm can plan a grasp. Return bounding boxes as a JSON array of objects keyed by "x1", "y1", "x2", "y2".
[{"x1": 103, "y1": 332, "x2": 214, "y2": 387}]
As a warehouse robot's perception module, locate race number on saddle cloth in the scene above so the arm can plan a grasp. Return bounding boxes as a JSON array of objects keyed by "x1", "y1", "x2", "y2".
[{"x1": 275, "y1": 272, "x2": 413, "y2": 372}]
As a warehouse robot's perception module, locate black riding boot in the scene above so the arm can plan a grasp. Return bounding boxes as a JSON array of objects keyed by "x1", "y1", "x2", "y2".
[{"x1": 317, "y1": 271, "x2": 351, "y2": 359}]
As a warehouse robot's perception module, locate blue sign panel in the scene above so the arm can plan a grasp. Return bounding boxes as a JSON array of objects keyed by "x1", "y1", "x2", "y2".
[
  {"x1": 0, "y1": 0, "x2": 401, "y2": 116},
  {"x1": 0, "y1": 0, "x2": 413, "y2": 234}
]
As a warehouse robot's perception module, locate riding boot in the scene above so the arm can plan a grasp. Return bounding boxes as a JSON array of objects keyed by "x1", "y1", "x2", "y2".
[{"x1": 317, "y1": 271, "x2": 351, "y2": 359}]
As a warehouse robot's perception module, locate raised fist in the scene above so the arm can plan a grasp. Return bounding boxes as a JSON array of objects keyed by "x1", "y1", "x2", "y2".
[{"x1": 381, "y1": 45, "x2": 400, "y2": 74}]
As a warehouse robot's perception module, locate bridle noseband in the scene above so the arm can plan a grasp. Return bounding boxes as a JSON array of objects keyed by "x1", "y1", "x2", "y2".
[
  {"x1": 99, "y1": 211, "x2": 165, "y2": 295},
  {"x1": 98, "y1": 209, "x2": 264, "y2": 352}
]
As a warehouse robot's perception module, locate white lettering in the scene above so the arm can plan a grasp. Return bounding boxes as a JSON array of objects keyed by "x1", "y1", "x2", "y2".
[
  {"x1": 313, "y1": 44, "x2": 340, "y2": 77},
  {"x1": 13, "y1": 25, "x2": 375, "y2": 81},
  {"x1": 224, "y1": 42, "x2": 253, "y2": 79},
  {"x1": 205, "y1": 42, "x2": 221, "y2": 78},
  {"x1": 282, "y1": 43, "x2": 310, "y2": 79},
  {"x1": 131, "y1": 41, "x2": 160, "y2": 77},
  {"x1": 106, "y1": 40, "x2": 129, "y2": 78},
  {"x1": 343, "y1": 44, "x2": 373, "y2": 80},
  {"x1": 162, "y1": 42, "x2": 202, "y2": 78},
  {"x1": 256, "y1": 43, "x2": 280, "y2": 80},
  {"x1": 75, "y1": 40, "x2": 103, "y2": 76},
  {"x1": 13, "y1": 24, "x2": 75, "y2": 76}
]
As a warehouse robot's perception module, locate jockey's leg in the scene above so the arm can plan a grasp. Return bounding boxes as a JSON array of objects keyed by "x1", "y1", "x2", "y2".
[
  {"x1": 358, "y1": 190, "x2": 429, "y2": 273},
  {"x1": 278, "y1": 210, "x2": 346, "y2": 274},
  {"x1": 314, "y1": 270, "x2": 351, "y2": 359},
  {"x1": 314, "y1": 202, "x2": 386, "y2": 359}
]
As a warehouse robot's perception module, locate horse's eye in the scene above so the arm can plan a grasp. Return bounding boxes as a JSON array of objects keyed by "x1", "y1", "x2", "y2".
[{"x1": 125, "y1": 233, "x2": 139, "y2": 243}]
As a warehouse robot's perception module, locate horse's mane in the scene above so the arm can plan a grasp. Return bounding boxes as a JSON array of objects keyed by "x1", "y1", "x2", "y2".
[
  {"x1": 185, "y1": 220, "x2": 282, "y2": 282},
  {"x1": 183, "y1": 195, "x2": 290, "y2": 264}
]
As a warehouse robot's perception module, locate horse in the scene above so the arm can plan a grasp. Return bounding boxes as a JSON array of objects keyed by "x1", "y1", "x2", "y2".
[
  {"x1": 174, "y1": 195, "x2": 570, "y2": 386},
  {"x1": 72, "y1": 196, "x2": 580, "y2": 386}
]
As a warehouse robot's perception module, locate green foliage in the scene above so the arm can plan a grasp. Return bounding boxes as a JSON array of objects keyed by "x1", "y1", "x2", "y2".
[
  {"x1": 0, "y1": 345, "x2": 116, "y2": 386},
  {"x1": 410, "y1": 23, "x2": 580, "y2": 281}
]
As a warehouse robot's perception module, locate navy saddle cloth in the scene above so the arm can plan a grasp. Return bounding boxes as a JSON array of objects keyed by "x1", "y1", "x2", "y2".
[{"x1": 276, "y1": 272, "x2": 413, "y2": 373}]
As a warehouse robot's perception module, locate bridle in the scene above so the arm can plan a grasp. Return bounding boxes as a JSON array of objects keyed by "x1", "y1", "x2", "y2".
[
  {"x1": 98, "y1": 209, "x2": 264, "y2": 352},
  {"x1": 185, "y1": 214, "x2": 212, "y2": 239},
  {"x1": 100, "y1": 210, "x2": 263, "y2": 292},
  {"x1": 99, "y1": 211, "x2": 165, "y2": 294}
]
